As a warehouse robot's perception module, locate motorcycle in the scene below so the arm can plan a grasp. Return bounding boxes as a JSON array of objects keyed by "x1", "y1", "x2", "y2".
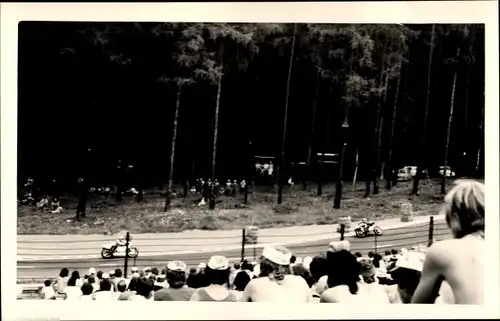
[
  {"x1": 101, "y1": 242, "x2": 139, "y2": 259},
  {"x1": 355, "y1": 224, "x2": 383, "y2": 238}
]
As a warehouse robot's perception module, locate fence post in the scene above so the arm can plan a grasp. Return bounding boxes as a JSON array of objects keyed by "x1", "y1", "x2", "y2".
[
  {"x1": 253, "y1": 244, "x2": 256, "y2": 261},
  {"x1": 241, "y1": 229, "x2": 246, "y2": 262},
  {"x1": 428, "y1": 216, "x2": 434, "y2": 247},
  {"x1": 340, "y1": 224, "x2": 345, "y2": 241},
  {"x1": 124, "y1": 232, "x2": 130, "y2": 278}
]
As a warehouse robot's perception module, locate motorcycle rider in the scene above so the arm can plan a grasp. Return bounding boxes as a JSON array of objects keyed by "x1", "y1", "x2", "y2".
[
  {"x1": 359, "y1": 218, "x2": 375, "y2": 231},
  {"x1": 111, "y1": 231, "x2": 132, "y2": 253}
]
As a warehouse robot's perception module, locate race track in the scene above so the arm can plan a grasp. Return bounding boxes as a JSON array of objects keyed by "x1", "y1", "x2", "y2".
[{"x1": 17, "y1": 220, "x2": 452, "y2": 280}]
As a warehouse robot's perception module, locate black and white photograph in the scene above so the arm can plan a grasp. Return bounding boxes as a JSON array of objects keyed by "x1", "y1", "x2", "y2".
[{"x1": 2, "y1": 2, "x2": 499, "y2": 320}]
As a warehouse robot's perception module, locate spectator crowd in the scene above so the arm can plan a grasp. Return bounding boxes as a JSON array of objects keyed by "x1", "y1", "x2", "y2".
[{"x1": 35, "y1": 179, "x2": 484, "y2": 305}]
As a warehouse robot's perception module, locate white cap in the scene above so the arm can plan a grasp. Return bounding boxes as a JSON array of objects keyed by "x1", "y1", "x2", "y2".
[
  {"x1": 294, "y1": 257, "x2": 303, "y2": 265},
  {"x1": 262, "y1": 245, "x2": 292, "y2": 266},
  {"x1": 167, "y1": 261, "x2": 187, "y2": 272},
  {"x1": 109, "y1": 270, "x2": 115, "y2": 275},
  {"x1": 131, "y1": 272, "x2": 140, "y2": 279},
  {"x1": 207, "y1": 256, "x2": 229, "y2": 270},
  {"x1": 102, "y1": 273, "x2": 110, "y2": 279},
  {"x1": 198, "y1": 262, "x2": 207, "y2": 270},
  {"x1": 88, "y1": 268, "x2": 96, "y2": 275},
  {"x1": 131, "y1": 267, "x2": 139, "y2": 272},
  {"x1": 144, "y1": 267, "x2": 151, "y2": 272}
]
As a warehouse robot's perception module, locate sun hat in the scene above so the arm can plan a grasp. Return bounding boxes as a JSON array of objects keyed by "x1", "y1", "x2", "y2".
[
  {"x1": 207, "y1": 255, "x2": 230, "y2": 270},
  {"x1": 262, "y1": 245, "x2": 292, "y2": 266},
  {"x1": 167, "y1": 261, "x2": 187, "y2": 272},
  {"x1": 328, "y1": 240, "x2": 351, "y2": 253},
  {"x1": 359, "y1": 258, "x2": 376, "y2": 277}
]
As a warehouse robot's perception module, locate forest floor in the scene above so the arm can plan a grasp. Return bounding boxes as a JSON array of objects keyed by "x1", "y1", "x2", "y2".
[{"x1": 17, "y1": 179, "x2": 453, "y2": 235}]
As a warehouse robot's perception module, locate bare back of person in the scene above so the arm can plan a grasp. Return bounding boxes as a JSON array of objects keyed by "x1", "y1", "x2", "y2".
[{"x1": 414, "y1": 235, "x2": 484, "y2": 304}]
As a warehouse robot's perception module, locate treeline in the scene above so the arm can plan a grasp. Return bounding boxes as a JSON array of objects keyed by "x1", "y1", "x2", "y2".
[{"x1": 17, "y1": 23, "x2": 485, "y2": 209}]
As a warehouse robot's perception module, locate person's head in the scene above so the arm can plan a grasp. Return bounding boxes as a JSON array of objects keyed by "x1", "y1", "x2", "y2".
[
  {"x1": 81, "y1": 283, "x2": 93, "y2": 295},
  {"x1": 372, "y1": 253, "x2": 383, "y2": 268},
  {"x1": 70, "y1": 270, "x2": 80, "y2": 281},
  {"x1": 189, "y1": 267, "x2": 197, "y2": 275},
  {"x1": 442, "y1": 179, "x2": 484, "y2": 239},
  {"x1": 260, "y1": 245, "x2": 293, "y2": 281},
  {"x1": 368, "y1": 251, "x2": 375, "y2": 259},
  {"x1": 358, "y1": 258, "x2": 377, "y2": 284},
  {"x1": 151, "y1": 267, "x2": 159, "y2": 276},
  {"x1": 197, "y1": 262, "x2": 207, "y2": 273},
  {"x1": 309, "y1": 255, "x2": 328, "y2": 283},
  {"x1": 59, "y1": 268, "x2": 69, "y2": 278},
  {"x1": 99, "y1": 279, "x2": 112, "y2": 291},
  {"x1": 109, "y1": 270, "x2": 115, "y2": 278},
  {"x1": 385, "y1": 250, "x2": 391, "y2": 256},
  {"x1": 290, "y1": 255, "x2": 297, "y2": 264},
  {"x1": 233, "y1": 263, "x2": 240, "y2": 270},
  {"x1": 326, "y1": 250, "x2": 360, "y2": 295},
  {"x1": 88, "y1": 276, "x2": 96, "y2": 284},
  {"x1": 166, "y1": 261, "x2": 187, "y2": 289},
  {"x1": 44, "y1": 280, "x2": 51, "y2": 287},
  {"x1": 114, "y1": 269, "x2": 123, "y2": 278},
  {"x1": 233, "y1": 271, "x2": 251, "y2": 291},
  {"x1": 67, "y1": 278, "x2": 76, "y2": 287},
  {"x1": 391, "y1": 249, "x2": 398, "y2": 255},
  {"x1": 206, "y1": 256, "x2": 231, "y2": 286},
  {"x1": 136, "y1": 277, "x2": 154, "y2": 298},
  {"x1": 127, "y1": 278, "x2": 138, "y2": 292},
  {"x1": 96, "y1": 271, "x2": 103, "y2": 280},
  {"x1": 117, "y1": 280, "x2": 127, "y2": 293},
  {"x1": 354, "y1": 252, "x2": 362, "y2": 258},
  {"x1": 88, "y1": 267, "x2": 96, "y2": 276}
]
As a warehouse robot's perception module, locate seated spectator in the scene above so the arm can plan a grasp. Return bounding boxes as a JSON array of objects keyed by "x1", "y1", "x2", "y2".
[
  {"x1": 372, "y1": 253, "x2": 392, "y2": 285},
  {"x1": 112, "y1": 269, "x2": 124, "y2": 290},
  {"x1": 308, "y1": 255, "x2": 328, "y2": 301},
  {"x1": 64, "y1": 277, "x2": 82, "y2": 300},
  {"x1": 412, "y1": 180, "x2": 484, "y2": 304},
  {"x1": 229, "y1": 263, "x2": 241, "y2": 289},
  {"x1": 93, "y1": 279, "x2": 115, "y2": 301},
  {"x1": 53, "y1": 268, "x2": 69, "y2": 297},
  {"x1": 88, "y1": 276, "x2": 98, "y2": 293},
  {"x1": 151, "y1": 267, "x2": 159, "y2": 277},
  {"x1": 127, "y1": 275, "x2": 140, "y2": 292},
  {"x1": 357, "y1": 258, "x2": 391, "y2": 303},
  {"x1": 190, "y1": 256, "x2": 238, "y2": 302},
  {"x1": 40, "y1": 280, "x2": 56, "y2": 300},
  {"x1": 315, "y1": 241, "x2": 351, "y2": 296},
  {"x1": 155, "y1": 261, "x2": 195, "y2": 301},
  {"x1": 154, "y1": 275, "x2": 168, "y2": 291},
  {"x1": 354, "y1": 252, "x2": 363, "y2": 262},
  {"x1": 186, "y1": 267, "x2": 199, "y2": 289},
  {"x1": 368, "y1": 251, "x2": 375, "y2": 260},
  {"x1": 116, "y1": 280, "x2": 134, "y2": 301},
  {"x1": 240, "y1": 245, "x2": 313, "y2": 302},
  {"x1": 129, "y1": 277, "x2": 154, "y2": 301},
  {"x1": 80, "y1": 283, "x2": 94, "y2": 301},
  {"x1": 233, "y1": 271, "x2": 251, "y2": 296},
  {"x1": 292, "y1": 263, "x2": 315, "y2": 288},
  {"x1": 69, "y1": 270, "x2": 83, "y2": 287}
]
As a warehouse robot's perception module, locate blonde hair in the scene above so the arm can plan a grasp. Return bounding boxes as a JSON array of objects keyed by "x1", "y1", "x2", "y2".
[{"x1": 443, "y1": 179, "x2": 484, "y2": 239}]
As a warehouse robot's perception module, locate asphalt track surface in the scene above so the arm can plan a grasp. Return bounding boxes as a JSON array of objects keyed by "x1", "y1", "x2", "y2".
[{"x1": 17, "y1": 220, "x2": 452, "y2": 280}]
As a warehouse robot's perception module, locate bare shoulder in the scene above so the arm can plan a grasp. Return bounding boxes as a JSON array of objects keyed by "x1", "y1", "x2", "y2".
[{"x1": 425, "y1": 239, "x2": 461, "y2": 264}]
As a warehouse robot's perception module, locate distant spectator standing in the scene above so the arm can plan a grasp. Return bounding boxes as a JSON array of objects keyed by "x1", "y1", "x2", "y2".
[{"x1": 53, "y1": 268, "x2": 69, "y2": 297}]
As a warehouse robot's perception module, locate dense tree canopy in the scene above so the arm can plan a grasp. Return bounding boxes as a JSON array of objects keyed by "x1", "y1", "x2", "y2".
[{"x1": 18, "y1": 22, "x2": 484, "y2": 196}]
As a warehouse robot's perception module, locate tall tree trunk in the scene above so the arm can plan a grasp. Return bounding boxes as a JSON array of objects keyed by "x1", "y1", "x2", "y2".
[
  {"x1": 209, "y1": 73, "x2": 223, "y2": 210},
  {"x1": 305, "y1": 68, "x2": 320, "y2": 191},
  {"x1": 412, "y1": 24, "x2": 436, "y2": 196},
  {"x1": 164, "y1": 86, "x2": 182, "y2": 212},
  {"x1": 277, "y1": 23, "x2": 297, "y2": 205},
  {"x1": 412, "y1": 24, "x2": 436, "y2": 195},
  {"x1": 441, "y1": 48, "x2": 460, "y2": 194},
  {"x1": 386, "y1": 62, "x2": 402, "y2": 190},
  {"x1": 352, "y1": 148, "x2": 359, "y2": 191}
]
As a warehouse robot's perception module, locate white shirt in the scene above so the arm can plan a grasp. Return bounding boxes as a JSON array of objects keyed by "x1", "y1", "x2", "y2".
[
  {"x1": 40, "y1": 286, "x2": 56, "y2": 300},
  {"x1": 64, "y1": 286, "x2": 82, "y2": 300},
  {"x1": 320, "y1": 282, "x2": 390, "y2": 304},
  {"x1": 93, "y1": 291, "x2": 116, "y2": 301},
  {"x1": 241, "y1": 275, "x2": 313, "y2": 302}
]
